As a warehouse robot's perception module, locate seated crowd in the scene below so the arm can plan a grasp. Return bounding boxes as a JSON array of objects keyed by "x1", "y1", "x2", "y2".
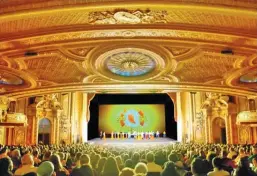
[{"x1": 0, "y1": 142, "x2": 257, "y2": 176}]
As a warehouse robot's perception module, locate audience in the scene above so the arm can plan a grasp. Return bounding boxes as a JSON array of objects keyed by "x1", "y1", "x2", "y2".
[{"x1": 2, "y1": 143, "x2": 257, "y2": 176}]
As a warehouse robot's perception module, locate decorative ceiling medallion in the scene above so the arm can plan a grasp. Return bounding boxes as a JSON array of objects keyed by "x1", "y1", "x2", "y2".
[
  {"x1": 94, "y1": 48, "x2": 166, "y2": 81},
  {"x1": 0, "y1": 72, "x2": 23, "y2": 85},
  {"x1": 240, "y1": 71, "x2": 257, "y2": 83},
  {"x1": 89, "y1": 10, "x2": 168, "y2": 24},
  {"x1": 106, "y1": 51, "x2": 156, "y2": 77}
]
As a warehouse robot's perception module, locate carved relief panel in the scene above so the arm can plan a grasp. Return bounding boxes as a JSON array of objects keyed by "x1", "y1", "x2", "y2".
[{"x1": 238, "y1": 125, "x2": 252, "y2": 144}]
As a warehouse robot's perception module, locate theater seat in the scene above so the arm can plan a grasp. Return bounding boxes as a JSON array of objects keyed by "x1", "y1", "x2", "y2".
[{"x1": 147, "y1": 172, "x2": 160, "y2": 176}]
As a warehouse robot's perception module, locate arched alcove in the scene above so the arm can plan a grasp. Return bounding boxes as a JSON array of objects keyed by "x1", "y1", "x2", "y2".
[
  {"x1": 38, "y1": 118, "x2": 51, "y2": 144},
  {"x1": 212, "y1": 117, "x2": 226, "y2": 144}
]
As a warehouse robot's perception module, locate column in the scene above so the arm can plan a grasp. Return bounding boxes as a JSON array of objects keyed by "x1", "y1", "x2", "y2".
[
  {"x1": 253, "y1": 127, "x2": 257, "y2": 143},
  {"x1": 190, "y1": 92, "x2": 196, "y2": 141},
  {"x1": 82, "y1": 93, "x2": 88, "y2": 143},
  {"x1": 56, "y1": 115, "x2": 60, "y2": 145},
  {"x1": 176, "y1": 92, "x2": 183, "y2": 142}
]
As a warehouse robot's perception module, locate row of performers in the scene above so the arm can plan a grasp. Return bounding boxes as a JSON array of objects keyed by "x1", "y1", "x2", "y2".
[{"x1": 100, "y1": 131, "x2": 166, "y2": 139}]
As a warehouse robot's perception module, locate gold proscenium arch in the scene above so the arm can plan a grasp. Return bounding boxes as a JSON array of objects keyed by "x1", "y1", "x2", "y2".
[{"x1": 0, "y1": 1, "x2": 256, "y2": 98}]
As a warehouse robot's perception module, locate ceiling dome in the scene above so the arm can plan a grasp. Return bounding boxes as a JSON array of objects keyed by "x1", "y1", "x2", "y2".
[{"x1": 106, "y1": 51, "x2": 156, "y2": 77}]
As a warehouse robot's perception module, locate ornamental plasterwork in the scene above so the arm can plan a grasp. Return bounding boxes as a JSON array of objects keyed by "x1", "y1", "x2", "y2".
[
  {"x1": 174, "y1": 52, "x2": 241, "y2": 83},
  {"x1": 165, "y1": 47, "x2": 191, "y2": 56},
  {"x1": 23, "y1": 54, "x2": 87, "y2": 83},
  {"x1": 89, "y1": 10, "x2": 168, "y2": 24},
  {"x1": 36, "y1": 94, "x2": 62, "y2": 110},
  {"x1": 237, "y1": 111, "x2": 257, "y2": 124},
  {"x1": 67, "y1": 47, "x2": 93, "y2": 57},
  {"x1": 0, "y1": 5, "x2": 256, "y2": 35},
  {"x1": 201, "y1": 92, "x2": 228, "y2": 109},
  {"x1": 0, "y1": 0, "x2": 257, "y2": 15},
  {"x1": 18, "y1": 30, "x2": 257, "y2": 48}
]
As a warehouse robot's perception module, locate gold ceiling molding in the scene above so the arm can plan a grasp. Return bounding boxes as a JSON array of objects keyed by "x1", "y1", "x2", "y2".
[
  {"x1": 3, "y1": 82, "x2": 257, "y2": 99},
  {"x1": 0, "y1": 4, "x2": 256, "y2": 38},
  {"x1": 225, "y1": 66, "x2": 257, "y2": 89},
  {"x1": 0, "y1": 58, "x2": 9, "y2": 67},
  {"x1": 83, "y1": 75, "x2": 111, "y2": 83},
  {"x1": 174, "y1": 52, "x2": 243, "y2": 83},
  {"x1": 0, "y1": 0, "x2": 257, "y2": 16},
  {"x1": 2, "y1": 29, "x2": 255, "y2": 51}
]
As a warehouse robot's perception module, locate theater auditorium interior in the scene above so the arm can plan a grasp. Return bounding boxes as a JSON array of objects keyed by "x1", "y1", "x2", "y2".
[{"x1": 0, "y1": 0, "x2": 257, "y2": 176}]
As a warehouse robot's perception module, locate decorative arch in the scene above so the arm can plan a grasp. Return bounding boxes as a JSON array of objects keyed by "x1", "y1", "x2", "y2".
[
  {"x1": 201, "y1": 92, "x2": 230, "y2": 144},
  {"x1": 38, "y1": 118, "x2": 52, "y2": 144},
  {"x1": 34, "y1": 94, "x2": 63, "y2": 145},
  {"x1": 212, "y1": 117, "x2": 226, "y2": 143}
]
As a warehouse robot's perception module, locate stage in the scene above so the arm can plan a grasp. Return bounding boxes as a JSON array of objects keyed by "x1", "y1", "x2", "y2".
[{"x1": 88, "y1": 138, "x2": 177, "y2": 145}]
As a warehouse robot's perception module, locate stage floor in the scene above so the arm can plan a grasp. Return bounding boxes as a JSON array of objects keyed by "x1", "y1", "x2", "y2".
[{"x1": 88, "y1": 138, "x2": 177, "y2": 145}]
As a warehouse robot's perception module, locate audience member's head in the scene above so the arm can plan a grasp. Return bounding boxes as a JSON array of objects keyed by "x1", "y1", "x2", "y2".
[
  {"x1": 125, "y1": 159, "x2": 133, "y2": 169},
  {"x1": 119, "y1": 167, "x2": 135, "y2": 176},
  {"x1": 168, "y1": 153, "x2": 179, "y2": 162},
  {"x1": 80, "y1": 154, "x2": 90, "y2": 165},
  {"x1": 0, "y1": 157, "x2": 13, "y2": 176},
  {"x1": 161, "y1": 161, "x2": 179, "y2": 176},
  {"x1": 21, "y1": 154, "x2": 34, "y2": 166},
  {"x1": 191, "y1": 158, "x2": 209, "y2": 175},
  {"x1": 146, "y1": 152, "x2": 155, "y2": 163},
  {"x1": 43, "y1": 151, "x2": 51, "y2": 161},
  {"x1": 134, "y1": 162, "x2": 148, "y2": 176},
  {"x1": 102, "y1": 156, "x2": 119, "y2": 176},
  {"x1": 97, "y1": 157, "x2": 107, "y2": 173},
  {"x1": 212, "y1": 157, "x2": 224, "y2": 170},
  {"x1": 238, "y1": 156, "x2": 250, "y2": 168},
  {"x1": 49, "y1": 154, "x2": 63, "y2": 172},
  {"x1": 37, "y1": 161, "x2": 54, "y2": 176}
]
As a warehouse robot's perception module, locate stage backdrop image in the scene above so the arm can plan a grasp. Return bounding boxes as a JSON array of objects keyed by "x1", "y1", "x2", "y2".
[{"x1": 99, "y1": 104, "x2": 165, "y2": 133}]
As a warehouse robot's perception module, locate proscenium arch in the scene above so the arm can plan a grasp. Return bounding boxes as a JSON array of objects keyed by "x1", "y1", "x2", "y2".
[{"x1": 87, "y1": 93, "x2": 176, "y2": 140}]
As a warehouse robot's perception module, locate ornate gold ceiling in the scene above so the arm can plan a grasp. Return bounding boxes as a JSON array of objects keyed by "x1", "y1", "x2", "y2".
[{"x1": 0, "y1": 0, "x2": 256, "y2": 98}]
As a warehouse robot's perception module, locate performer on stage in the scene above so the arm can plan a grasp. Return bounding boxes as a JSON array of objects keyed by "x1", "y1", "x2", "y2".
[
  {"x1": 100, "y1": 131, "x2": 103, "y2": 139},
  {"x1": 156, "y1": 131, "x2": 160, "y2": 138},
  {"x1": 111, "y1": 131, "x2": 114, "y2": 139},
  {"x1": 163, "y1": 131, "x2": 166, "y2": 138},
  {"x1": 103, "y1": 132, "x2": 106, "y2": 140}
]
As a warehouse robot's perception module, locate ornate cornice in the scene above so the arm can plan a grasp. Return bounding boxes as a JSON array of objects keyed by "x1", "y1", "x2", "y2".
[{"x1": 2, "y1": 82, "x2": 257, "y2": 98}]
